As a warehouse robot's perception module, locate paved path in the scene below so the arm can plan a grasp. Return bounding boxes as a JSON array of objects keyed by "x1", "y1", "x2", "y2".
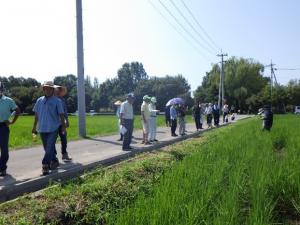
[{"x1": 0, "y1": 115, "x2": 250, "y2": 201}]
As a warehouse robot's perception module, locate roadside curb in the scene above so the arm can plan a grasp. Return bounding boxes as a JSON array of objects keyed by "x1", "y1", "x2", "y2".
[{"x1": 0, "y1": 116, "x2": 251, "y2": 203}]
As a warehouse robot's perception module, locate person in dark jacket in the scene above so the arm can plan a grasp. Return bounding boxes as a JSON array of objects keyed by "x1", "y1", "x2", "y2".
[
  {"x1": 261, "y1": 105, "x2": 273, "y2": 131},
  {"x1": 192, "y1": 103, "x2": 203, "y2": 131},
  {"x1": 212, "y1": 102, "x2": 220, "y2": 127}
]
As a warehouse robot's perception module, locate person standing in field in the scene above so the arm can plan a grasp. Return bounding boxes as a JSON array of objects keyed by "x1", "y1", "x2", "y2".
[
  {"x1": 114, "y1": 100, "x2": 123, "y2": 141},
  {"x1": 54, "y1": 85, "x2": 72, "y2": 161},
  {"x1": 0, "y1": 82, "x2": 20, "y2": 177},
  {"x1": 192, "y1": 102, "x2": 202, "y2": 131},
  {"x1": 32, "y1": 81, "x2": 66, "y2": 175},
  {"x1": 149, "y1": 97, "x2": 158, "y2": 142},
  {"x1": 223, "y1": 103, "x2": 229, "y2": 123},
  {"x1": 170, "y1": 104, "x2": 178, "y2": 136},
  {"x1": 165, "y1": 105, "x2": 171, "y2": 127},
  {"x1": 205, "y1": 103, "x2": 213, "y2": 128},
  {"x1": 212, "y1": 102, "x2": 220, "y2": 127},
  {"x1": 141, "y1": 95, "x2": 151, "y2": 145},
  {"x1": 120, "y1": 93, "x2": 135, "y2": 150},
  {"x1": 178, "y1": 104, "x2": 186, "y2": 136}
]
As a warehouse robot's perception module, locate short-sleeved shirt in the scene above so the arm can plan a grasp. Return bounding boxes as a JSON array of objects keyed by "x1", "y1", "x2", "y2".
[
  {"x1": 33, "y1": 96, "x2": 64, "y2": 133},
  {"x1": 0, "y1": 95, "x2": 17, "y2": 122},
  {"x1": 170, "y1": 106, "x2": 177, "y2": 120},
  {"x1": 141, "y1": 102, "x2": 150, "y2": 120},
  {"x1": 120, "y1": 101, "x2": 133, "y2": 119}
]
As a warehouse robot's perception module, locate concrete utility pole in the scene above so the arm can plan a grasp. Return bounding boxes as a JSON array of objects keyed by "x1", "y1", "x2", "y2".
[
  {"x1": 76, "y1": 0, "x2": 86, "y2": 137},
  {"x1": 265, "y1": 60, "x2": 276, "y2": 107},
  {"x1": 217, "y1": 52, "x2": 227, "y2": 110}
]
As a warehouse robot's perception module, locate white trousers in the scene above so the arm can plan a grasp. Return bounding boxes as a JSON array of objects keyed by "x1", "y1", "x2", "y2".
[{"x1": 149, "y1": 117, "x2": 157, "y2": 140}]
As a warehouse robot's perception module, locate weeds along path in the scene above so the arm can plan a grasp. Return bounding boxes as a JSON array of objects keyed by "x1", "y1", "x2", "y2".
[{"x1": 1, "y1": 115, "x2": 300, "y2": 225}]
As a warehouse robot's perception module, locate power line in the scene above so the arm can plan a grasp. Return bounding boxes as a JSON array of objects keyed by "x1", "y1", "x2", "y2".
[
  {"x1": 157, "y1": 0, "x2": 215, "y2": 55},
  {"x1": 168, "y1": 0, "x2": 217, "y2": 53},
  {"x1": 275, "y1": 68, "x2": 300, "y2": 71},
  {"x1": 147, "y1": 0, "x2": 211, "y2": 61},
  {"x1": 180, "y1": 0, "x2": 220, "y2": 51}
]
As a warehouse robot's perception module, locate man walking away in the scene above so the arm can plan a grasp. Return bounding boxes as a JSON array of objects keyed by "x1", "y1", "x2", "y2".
[
  {"x1": 114, "y1": 100, "x2": 123, "y2": 141},
  {"x1": 192, "y1": 103, "x2": 201, "y2": 131},
  {"x1": 223, "y1": 104, "x2": 229, "y2": 123},
  {"x1": 0, "y1": 82, "x2": 20, "y2": 176},
  {"x1": 32, "y1": 81, "x2": 66, "y2": 175},
  {"x1": 54, "y1": 85, "x2": 72, "y2": 161},
  {"x1": 170, "y1": 104, "x2": 178, "y2": 136},
  {"x1": 178, "y1": 104, "x2": 186, "y2": 136},
  {"x1": 120, "y1": 93, "x2": 135, "y2": 150},
  {"x1": 149, "y1": 97, "x2": 158, "y2": 142},
  {"x1": 205, "y1": 103, "x2": 213, "y2": 128},
  {"x1": 212, "y1": 102, "x2": 220, "y2": 127}
]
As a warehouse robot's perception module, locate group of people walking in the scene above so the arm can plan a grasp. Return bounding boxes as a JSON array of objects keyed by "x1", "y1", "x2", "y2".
[{"x1": 114, "y1": 94, "x2": 159, "y2": 150}]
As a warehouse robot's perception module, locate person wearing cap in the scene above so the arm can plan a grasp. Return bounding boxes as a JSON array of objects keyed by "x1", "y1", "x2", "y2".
[
  {"x1": 32, "y1": 81, "x2": 66, "y2": 175},
  {"x1": 114, "y1": 100, "x2": 123, "y2": 141},
  {"x1": 141, "y1": 95, "x2": 151, "y2": 145},
  {"x1": 0, "y1": 82, "x2": 20, "y2": 176},
  {"x1": 120, "y1": 93, "x2": 135, "y2": 150},
  {"x1": 54, "y1": 85, "x2": 72, "y2": 161},
  {"x1": 149, "y1": 97, "x2": 158, "y2": 142}
]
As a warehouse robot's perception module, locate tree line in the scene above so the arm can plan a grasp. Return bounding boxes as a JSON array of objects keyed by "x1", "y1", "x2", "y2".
[{"x1": 1, "y1": 59, "x2": 299, "y2": 114}]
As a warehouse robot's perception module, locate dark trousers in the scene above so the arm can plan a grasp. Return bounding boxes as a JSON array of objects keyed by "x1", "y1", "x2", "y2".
[
  {"x1": 123, "y1": 119, "x2": 134, "y2": 149},
  {"x1": 213, "y1": 113, "x2": 220, "y2": 126},
  {"x1": 40, "y1": 129, "x2": 59, "y2": 165},
  {"x1": 194, "y1": 115, "x2": 201, "y2": 129},
  {"x1": 0, "y1": 124, "x2": 9, "y2": 171},
  {"x1": 171, "y1": 119, "x2": 177, "y2": 135},
  {"x1": 54, "y1": 125, "x2": 68, "y2": 155}
]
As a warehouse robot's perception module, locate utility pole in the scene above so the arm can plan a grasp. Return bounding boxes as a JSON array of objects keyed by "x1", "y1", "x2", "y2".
[
  {"x1": 265, "y1": 60, "x2": 276, "y2": 107},
  {"x1": 76, "y1": 0, "x2": 86, "y2": 137},
  {"x1": 217, "y1": 52, "x2": 227, "y2": 110}
]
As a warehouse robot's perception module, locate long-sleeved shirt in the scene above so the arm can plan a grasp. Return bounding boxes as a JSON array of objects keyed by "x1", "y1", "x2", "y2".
[{"x1": 170, "y1": 106, "x2": 177, "y2": 120}]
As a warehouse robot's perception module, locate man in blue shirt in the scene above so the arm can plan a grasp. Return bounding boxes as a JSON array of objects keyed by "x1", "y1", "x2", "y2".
[
  {"x1": 32, "y1": 81, "x2": 66, "y2": 175},
  {"x1": 170, "y1": 104, "x2": 178, "y2": 136},
  {"x1": 0, "y1": 82, "x2": 20, "y2": 176}
]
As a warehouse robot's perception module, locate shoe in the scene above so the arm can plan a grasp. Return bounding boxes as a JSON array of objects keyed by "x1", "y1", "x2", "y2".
[
  {"x1": 117, "y1": 138, "x2": 123, "y2": 141},
  {"x1": 42, "y1": 164, "x2": 49, "y2": 176},
  {"x1": 62, "y1": 153, "x2": 72, "y2": 161},
  {"x1": 144, "y1": 141, "x2": 151, "y2": 145},
  {"x1": 154, "y1": 139, "x2": 158, "y2": 142},
  {"x1": 181, "y1": 133, "x2": 186, "y2": 136},
  {"x1": 50, "y1": 160, "x2": 59, "y2": 170},
  {"x1": 141, "y1": 141, "x2": 145, "y2": 144},
  {"x1": 122, "y1": 146, "x2": 133, "y2": 151},
  {"x1": 0, "y1": 170, "x2": 7, "y2": 177}
]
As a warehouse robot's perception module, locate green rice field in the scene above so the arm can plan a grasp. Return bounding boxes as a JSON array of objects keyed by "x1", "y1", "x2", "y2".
[
  {"x1": 8, "y1": 115, "x2": 193, "y2": 150},
  {"x1": 1, "y1": 115, "x2": 300, "y2": 225}
]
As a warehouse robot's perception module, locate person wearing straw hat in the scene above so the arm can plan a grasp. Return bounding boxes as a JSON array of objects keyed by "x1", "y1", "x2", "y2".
[
  {"x1": 141, "y1": 95, "x2": 151, "y2": 145},
  {"x1": 32, "y1": 81, "x2": 66, "y2": 175},
  {"x1": 120, "y1": 93, "x2": 135, "y2": 150},
  {"x1": 54, "y1": 85, "x2": 72, "y2": 161},
  {"x1": 114, "y1": 100, "x2": 123, "y2": 141},
  {"x1": 0, "y1": 82, "x2": 20, "y2": 177},
  {"x1": 149, "y1": 97, "x2": 158, "y2": 142}
]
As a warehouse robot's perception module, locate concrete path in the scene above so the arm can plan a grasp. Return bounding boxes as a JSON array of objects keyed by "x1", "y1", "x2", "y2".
[{"x1": 0, "y1": 115, "x2": 250, "y2": 202}]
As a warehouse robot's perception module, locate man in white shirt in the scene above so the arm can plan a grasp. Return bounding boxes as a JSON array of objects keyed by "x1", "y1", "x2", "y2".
[
  {"x1": 141, "y1": 95, "x2": 151, "y2": 145},
  {"x1": 149, "y1": 97, "x2": 158, "y2": 142},
  {"x1": 120, "y1": 93, "x2": 135, "y2": 150}
]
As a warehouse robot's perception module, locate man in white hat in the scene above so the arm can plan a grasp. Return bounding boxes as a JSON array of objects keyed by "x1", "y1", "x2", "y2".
[
  {"x1": 32, "y1": 81, "x2": 66, "y2": 175},
  {"x1": 141, "y1": 95, "x2": 151, "y2": 145},
  {"x1": 0, "y1": 82, "x2": 20, "y2": 176},
  {"x1": 148, "y1": 97, "x2": 158, "y2": 142}
]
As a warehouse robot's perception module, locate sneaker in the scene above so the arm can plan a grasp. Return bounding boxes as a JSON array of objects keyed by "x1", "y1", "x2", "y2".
[
  {"x1": 42, "y1": 164, "x2": 49, "y2": 176},
  {"x1": 0, "y1": 170, "x2": 6, "y2": 177},
  {"x1": 50, "y1": 160, "x2": 59, "y2": 170},
  {"x1": 144, "y1": 141, "x2": 151, "y2": 145},
  {"x1": 154, "y1": 139, "x2": 158, "y2": 142},
  {"x1": 62, "y1": 153, "x2": 72, "y2": 161}
]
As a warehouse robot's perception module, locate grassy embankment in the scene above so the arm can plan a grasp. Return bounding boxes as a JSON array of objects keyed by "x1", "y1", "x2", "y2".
[
  {"x1": 9, "y1": 115, "x2": 193, "y2": 149},
  {"x1": 1, "y1": 115, "x2": 299, "y2": 224}
]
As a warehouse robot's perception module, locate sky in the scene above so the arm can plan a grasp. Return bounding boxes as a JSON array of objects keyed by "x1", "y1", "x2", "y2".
[{"x1": 0, "y1": 0, "x2": 299, "y2": 92}]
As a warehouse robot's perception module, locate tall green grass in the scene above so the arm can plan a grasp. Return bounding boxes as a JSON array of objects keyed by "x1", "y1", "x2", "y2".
[
  {"x1": 9, "y1": 115, "x2": 192, "y2": 149},
  {"x1": 111, "y1": 115, "x2": 300, "y2": 225}
]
